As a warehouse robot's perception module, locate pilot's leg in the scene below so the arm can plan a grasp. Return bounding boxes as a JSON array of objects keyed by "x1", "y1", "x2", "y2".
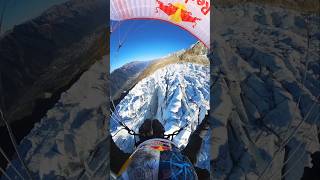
[{"x1": 182, "y1": 117, "x2": 210, "y2": 179}]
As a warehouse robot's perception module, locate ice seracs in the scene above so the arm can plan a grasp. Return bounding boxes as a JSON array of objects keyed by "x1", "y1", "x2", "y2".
[{"x1": 110, "y1": 62, "x2": 210, "y2": 153}]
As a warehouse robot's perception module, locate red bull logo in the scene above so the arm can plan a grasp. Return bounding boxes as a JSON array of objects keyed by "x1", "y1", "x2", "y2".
[
  {"x1": 156, "y1": 0, "x2": 207, "y2": 28},
  {"x1": 150, "y1": 145, "x2": 171, "y2": 151}
]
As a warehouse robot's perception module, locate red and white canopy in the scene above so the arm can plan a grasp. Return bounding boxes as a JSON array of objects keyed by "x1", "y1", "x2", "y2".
[{"x1": 111, "y1": 0, "x2": 210, "y2": 47}]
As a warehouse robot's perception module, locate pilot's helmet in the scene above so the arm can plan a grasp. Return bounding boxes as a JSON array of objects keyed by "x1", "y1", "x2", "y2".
[{"x1": 118, "y1": 138, "x2": 198, "y2": 180}]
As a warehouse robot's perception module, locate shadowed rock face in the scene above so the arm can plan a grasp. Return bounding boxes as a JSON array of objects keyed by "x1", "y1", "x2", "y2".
[
  {"x1": 110, "y1": 61, "x2": 151, "y2": 99},
  {"x1": 0, "y1": 0, "x2": 108, "y2": 124}
]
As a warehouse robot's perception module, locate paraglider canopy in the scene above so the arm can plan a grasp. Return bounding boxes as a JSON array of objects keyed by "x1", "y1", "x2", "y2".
[{"x1": 110, "y1": 0, "x2": 210, "y2": 47}]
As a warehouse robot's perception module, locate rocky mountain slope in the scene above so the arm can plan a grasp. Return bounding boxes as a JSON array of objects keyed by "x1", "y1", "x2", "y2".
[
  {"x1": 209, "y1": 2, "x2": 319, "y2": 179},
  {"x1": 110, "y1": 61, "x2": 151, "y2": 99},
  {"x1": 136, "y1": 42, "x2": 209, "y2": 83},
  {"x1": 0, "y1": 0, "x2": 108, "y2": 125}
]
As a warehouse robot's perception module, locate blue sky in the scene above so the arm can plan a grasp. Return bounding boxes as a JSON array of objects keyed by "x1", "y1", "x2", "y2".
[
  {"x1": 110, "y1": 20, "x2": 198, "y2": 71},
  {"x1": 0, "y1": 0, "x2": 68, "y2": 33}
]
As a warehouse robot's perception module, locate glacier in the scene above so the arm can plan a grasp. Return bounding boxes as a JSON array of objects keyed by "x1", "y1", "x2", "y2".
[{"x1": 110, "y1": 62, "x2": 210, "y2": 153}]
